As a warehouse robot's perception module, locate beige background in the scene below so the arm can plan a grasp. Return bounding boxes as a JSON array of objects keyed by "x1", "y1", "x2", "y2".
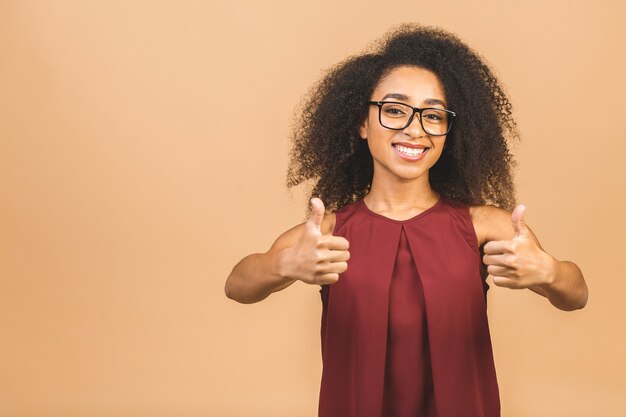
[{"x1": 1, "y1": 1, "x2": 625, "y2": 416}]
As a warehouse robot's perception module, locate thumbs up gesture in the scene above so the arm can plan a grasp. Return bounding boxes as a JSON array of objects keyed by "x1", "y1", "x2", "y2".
[
  {"x1": 482, "y1": 205, "x2": 557, "y2": 289},
  {"x1": 282, "y1": 198, "x2": 350, "y2": 285}
]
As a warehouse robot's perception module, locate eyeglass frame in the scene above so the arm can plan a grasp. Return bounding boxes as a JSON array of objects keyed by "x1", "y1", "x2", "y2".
[{"x1": 368, "y1": 101, "x2": 457, "y2": 136}]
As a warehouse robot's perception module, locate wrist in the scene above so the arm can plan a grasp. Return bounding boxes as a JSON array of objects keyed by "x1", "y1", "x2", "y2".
[
  {"x1": 539, "y1": 253, "x2": 560, "y2": 290},
  {"x1": 275, "y1": 247, "x2": 297, "y2": 283}
]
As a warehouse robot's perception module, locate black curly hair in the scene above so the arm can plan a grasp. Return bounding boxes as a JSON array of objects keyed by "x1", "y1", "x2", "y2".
[{"x1": 286, "y1": 23, "x2": 518, "y2": 215}]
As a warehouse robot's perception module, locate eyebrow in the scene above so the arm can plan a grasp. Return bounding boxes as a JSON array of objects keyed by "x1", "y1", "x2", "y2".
[
  {"x1": 380, "y1": 93, "x2": 447, "y2": 107},
  {"x1": 381, "y1": 93, "x2": 410, "y2": 101}
]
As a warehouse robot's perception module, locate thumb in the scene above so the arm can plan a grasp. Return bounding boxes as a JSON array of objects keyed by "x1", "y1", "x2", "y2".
[
  {"x1": 306, "y1": 197, "x2": 325, "y2": 234},
  {"x1": 511, "y1": 204, "x2": 528, "y2": 238}
]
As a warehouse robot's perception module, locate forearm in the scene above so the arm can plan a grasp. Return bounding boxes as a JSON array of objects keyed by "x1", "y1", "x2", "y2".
[
  {"x1": 534, "y1": 259, "x2": 588, "y2": 311},
  {"x1": 224, "y1": 250, "x2": 296, "y2": 304}
]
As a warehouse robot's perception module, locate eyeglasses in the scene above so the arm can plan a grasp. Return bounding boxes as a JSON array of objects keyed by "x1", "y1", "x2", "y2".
[{"x1": 368, "y1": 101, "x2": 456, "y2": 136}]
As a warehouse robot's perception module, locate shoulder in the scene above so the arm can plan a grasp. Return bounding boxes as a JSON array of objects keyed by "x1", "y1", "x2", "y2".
[
  {"x1": 469, "y1": 204, "x2": 511, "y2": 223},
  {"x1": 469, "y1": 205, "x2": 515, "y2": 246}
]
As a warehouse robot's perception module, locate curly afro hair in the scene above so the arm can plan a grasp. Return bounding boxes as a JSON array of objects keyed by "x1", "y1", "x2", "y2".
[{"x1": 286, "y1": 23, "x2": 518, "y2": 215}]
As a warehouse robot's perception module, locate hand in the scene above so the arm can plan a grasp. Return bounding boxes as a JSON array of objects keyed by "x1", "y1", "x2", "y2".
[
  {"x1": 281, "y1": 198, "x2": 350, "y2": 285},
  {"x1": 482, "y1": 205, "x2": 557, "y2": 289}
]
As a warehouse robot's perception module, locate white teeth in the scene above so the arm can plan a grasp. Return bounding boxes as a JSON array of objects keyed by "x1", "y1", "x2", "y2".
[{"x1": 394, "y1": 145, "x2": 426, "y2": 156}]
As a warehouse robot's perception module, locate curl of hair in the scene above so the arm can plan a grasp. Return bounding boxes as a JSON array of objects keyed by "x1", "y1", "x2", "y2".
[{"x1": 286, "y1": 23, "x2": 518, "y2": 215}]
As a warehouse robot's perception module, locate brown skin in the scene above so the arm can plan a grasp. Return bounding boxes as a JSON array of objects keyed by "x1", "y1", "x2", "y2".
[
  {"x1": 224, "y1": 199, "x2": 344, "y2": 304},
  {"x1": 288, "y1": 25, "x2": 520, "y2": 214},
  {"x1": 247, "y1": 199, "x2": 588, "y2": 311},
  {"x1": 471, "y1": 204, "x2": 588, "y2": 310},
  {"x1": 225, "y1": 66, "x2": 588, "y2": 310},
  {"x1": 226, "y1": 202, "x2": 588, "y2": 311}
]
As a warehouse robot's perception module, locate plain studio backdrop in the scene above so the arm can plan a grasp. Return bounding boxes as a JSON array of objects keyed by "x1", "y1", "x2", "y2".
[{"x1": 1, "y1": 1, "x2": 625, "y2": 416}]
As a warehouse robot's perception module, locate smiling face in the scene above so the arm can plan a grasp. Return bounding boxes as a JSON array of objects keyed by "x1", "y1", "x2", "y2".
[{"x1": 359, "y1": 65, "x2": 449, "y2": 184}]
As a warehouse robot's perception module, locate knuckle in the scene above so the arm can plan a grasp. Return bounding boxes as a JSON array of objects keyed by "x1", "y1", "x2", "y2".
[{"x1": 507, "y1": 255, "x2": 517, "y2": 267}]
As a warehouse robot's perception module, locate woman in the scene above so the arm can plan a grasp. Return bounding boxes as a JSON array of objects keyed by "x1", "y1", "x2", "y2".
[{"x1": 224, "y1": 24, "x2": 588, "y2": 417}]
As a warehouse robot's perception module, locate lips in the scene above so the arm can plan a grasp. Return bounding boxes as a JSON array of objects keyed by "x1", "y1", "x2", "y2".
[
  {"x1": 392, "y1": 142, "x2": 429, "y2": 149},
  {"x1": 391, "y1": 142, "x2": 430, "y2": 161}
]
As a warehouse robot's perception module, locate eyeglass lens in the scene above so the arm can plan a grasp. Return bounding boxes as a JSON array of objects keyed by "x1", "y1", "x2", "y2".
[{"x1": 380, "y1": 102, "x2": 450, "y2": 135}]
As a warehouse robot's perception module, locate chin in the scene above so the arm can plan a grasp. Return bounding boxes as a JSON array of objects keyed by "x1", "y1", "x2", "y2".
[{"x1": 393, "y1": 167, "x2": 429, "y2": 182}]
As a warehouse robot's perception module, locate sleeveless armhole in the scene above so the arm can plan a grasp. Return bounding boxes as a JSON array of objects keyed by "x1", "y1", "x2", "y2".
[
  {"x1": 463, "y1": 205, "x2": 491, "y2": 298},
  {"x1": 319, "y1": 206, "x2": 349, "y2": 362},
  {"x1": 319, "y1": 205, "x2": 350, "y2": 297},
  {"x1": 446, "y1": 200, "x2": 491, "y2": 299},
  {"x1": 461, "y1": 204, "x2": 491, "y2": 297}
]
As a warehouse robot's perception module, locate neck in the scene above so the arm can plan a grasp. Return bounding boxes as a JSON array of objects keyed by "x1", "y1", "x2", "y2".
[{"x1": 364, "y1": 170, "x2": 440, "y2": 216}]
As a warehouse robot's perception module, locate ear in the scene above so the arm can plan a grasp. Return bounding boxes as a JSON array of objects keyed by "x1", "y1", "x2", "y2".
[{"x1": 358, "y1": 116, "x2": 369, "y2": 140}]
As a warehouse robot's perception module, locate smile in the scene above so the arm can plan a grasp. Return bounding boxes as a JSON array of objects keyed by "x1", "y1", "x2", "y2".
[{"x1": 392, "y1": 144, "x2": 430, "y2": 161}]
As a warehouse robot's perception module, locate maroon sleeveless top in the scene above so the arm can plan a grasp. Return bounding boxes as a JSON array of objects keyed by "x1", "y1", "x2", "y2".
[{"x1": 318, "y1": 196, "x2": 499, "y2": 417}]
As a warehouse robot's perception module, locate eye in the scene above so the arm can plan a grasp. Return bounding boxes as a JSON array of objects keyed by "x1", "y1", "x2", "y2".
[
  {"x1": 422, "y1": 109, "x2": 447, "y2": 123},
  {"x1": 381, "y1": 103, "x2": 410, "y2": 118}
]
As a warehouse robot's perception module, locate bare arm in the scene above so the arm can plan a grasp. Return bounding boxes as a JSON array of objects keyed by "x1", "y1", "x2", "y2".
[
  {"x1": 224, "y1": 198, "x2": 349, "y2": 304},
  {"x1": 224, "y1": 224, "x2": 303, "y2": 304},
  {"x1": 472, "y1": 204, "x2": 588, "y2": 311},
  {"x1": 535, "y1": 260, "x2": 587, "y2": 311}
]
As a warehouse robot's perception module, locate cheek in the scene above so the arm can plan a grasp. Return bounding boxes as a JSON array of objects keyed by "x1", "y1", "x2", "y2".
[
  {"x1": 430, "y1": 144, "x2": 446, "y2": 163},
  {"x1": 368, "y1": 132, "x2": 395, "y2": 152},
  {"x1": 368, "y1": 122, "x2": 395, "y2": 139}
]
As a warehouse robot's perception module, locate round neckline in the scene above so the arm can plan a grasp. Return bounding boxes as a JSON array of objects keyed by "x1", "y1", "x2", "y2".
[{"x1": 359, "y1": 196, "x2": 445, "y2": 224}]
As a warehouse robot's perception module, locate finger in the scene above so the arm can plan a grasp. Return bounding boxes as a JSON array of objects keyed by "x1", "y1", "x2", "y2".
[
  {"x1": 486, "y1": 264, "x2": 514, "y2": 277},
  {"x1": 512, "y1": 204, "x2": 528, "y2": 238},
  {"x1": 306, "y1": 197, "x2": 325, "y2": 234},
  {"x1": 318, "y1": 235, "x2": 350, "y2": 250},
  {"x1": 491, "y1": 275, "x2": 521, "y2": 289},
  {"x1": 318, "y1": 273, "x2": 339, "y2": 284},
  {"x1": 316, "y1": 261, "x2": 348, "y2": 274},
  {"x1": 483, "y1": 240, "x2": 516, "y2": 255},
  {"x1": 482, "y1": 253, "x2": 511, "y2": 267},
  {"x1": 325, "y1": 249, "x2": 350, "y2": 263}
]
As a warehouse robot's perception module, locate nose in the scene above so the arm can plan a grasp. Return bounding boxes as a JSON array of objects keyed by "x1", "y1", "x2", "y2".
[{"x1": 403, "y1": 112, "x2": 426, "y2": 137}]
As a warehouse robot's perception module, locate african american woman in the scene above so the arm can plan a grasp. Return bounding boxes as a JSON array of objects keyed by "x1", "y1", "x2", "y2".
[{"x1": 224, "y1": 24, "x2": 588, "y2": 417}]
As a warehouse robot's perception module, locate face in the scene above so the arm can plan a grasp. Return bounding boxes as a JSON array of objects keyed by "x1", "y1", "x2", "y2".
[{"x1": 359, "y1": 65, "x2": 449, "y2": 183}]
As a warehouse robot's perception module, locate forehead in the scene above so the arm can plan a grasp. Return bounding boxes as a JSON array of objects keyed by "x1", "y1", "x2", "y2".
[{"x1": 372, "y1": 65, "x2": 446, "y2": 102}]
